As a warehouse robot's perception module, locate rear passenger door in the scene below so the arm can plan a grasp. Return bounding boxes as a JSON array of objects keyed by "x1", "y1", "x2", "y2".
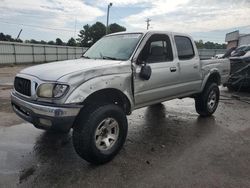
[{"x1": 174, "y1": 36, "x2": 202, "y2": 93}]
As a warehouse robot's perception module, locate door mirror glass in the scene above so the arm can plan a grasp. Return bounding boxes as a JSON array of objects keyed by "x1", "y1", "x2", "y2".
[{"x1": 140, "y1": 65, "x2": 152, "y2": 80}]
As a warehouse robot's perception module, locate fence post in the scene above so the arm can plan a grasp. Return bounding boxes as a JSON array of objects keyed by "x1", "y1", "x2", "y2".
[
  {"x1": 56, "y1": 46, "x2": 58, "y2": 61},
  {"x1": 12, "y1": 43, "x2": 17, "y2": 64},
  {"x1": 32, "y1": 45, "x2": 35, "y2": 63},
  {"x1": 67, "y1": 47, "x2": 69, "y2": 60},
  {"x1": 44, "y1": 46, "x2": 47, "y2": 62},
  {"x1": 75, "y1": 47, "x2": 77, "y2": 59}
]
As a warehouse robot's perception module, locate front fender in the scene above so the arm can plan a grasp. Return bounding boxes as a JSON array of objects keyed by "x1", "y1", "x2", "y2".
[{"x1": 65, "y1": 73, "x2": 134, "y2": 109}]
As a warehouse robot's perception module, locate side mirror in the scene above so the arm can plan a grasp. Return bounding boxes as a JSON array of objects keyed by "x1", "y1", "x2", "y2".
[
  {"x1": 140, "y1": 64, "x2": 152, "y2": 80},
  {"x1": 136, "y1": 58, "x2": 143, "y2": 65}
]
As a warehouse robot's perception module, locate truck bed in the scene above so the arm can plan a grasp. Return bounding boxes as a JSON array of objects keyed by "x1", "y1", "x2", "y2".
[{"x1": 200, "y1": 58, "x2": 230, "y2": 85}]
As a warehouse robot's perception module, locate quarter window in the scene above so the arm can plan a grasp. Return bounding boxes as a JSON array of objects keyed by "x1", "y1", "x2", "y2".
[{"x1": 175, "y1": 36, "x2": 195, "y2": 60}]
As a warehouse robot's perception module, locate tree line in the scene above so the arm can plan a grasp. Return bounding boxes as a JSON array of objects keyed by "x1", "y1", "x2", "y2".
[
  {"x1": 0, "y1": 22, "x2": 126, "y2": 47},
  {"x1": 0, "y1": 32, "x2": 76, "y2": 46},
  {"x1": 195, "y1": 40, "x2": 226, "y2": 49},
  {"x1": 0, "y1": 33, "x2": 23, "y2": 43},
  {"x1": 1, "y1": 22, "x2": 226, "y2": 49}
]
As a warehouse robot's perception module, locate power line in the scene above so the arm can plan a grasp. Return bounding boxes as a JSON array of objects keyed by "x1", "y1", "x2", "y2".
[
  {"x1": 0, "y1": 19, "x2": 75, "y2": 32},
  {"x1": 0, "y1": 8, "x2": 83, "y2": 19},
  {"x1": 0, "y1": 12, "x2": 74, "y2": 19}
]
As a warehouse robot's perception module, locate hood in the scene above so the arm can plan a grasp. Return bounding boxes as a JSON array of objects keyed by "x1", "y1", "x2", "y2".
[{"x1": 20, "y1": 58, "x2": 121, "y2": 81}]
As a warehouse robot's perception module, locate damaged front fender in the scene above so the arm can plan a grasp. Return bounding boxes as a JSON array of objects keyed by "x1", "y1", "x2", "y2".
[{"x1": 64, "y1": 73, "x2": 134, "y2": 111}]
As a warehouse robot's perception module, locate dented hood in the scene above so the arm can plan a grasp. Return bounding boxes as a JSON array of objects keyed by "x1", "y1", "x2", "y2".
[{"x1": 20, "y1": 58, "x2": 124, "y2": 81}]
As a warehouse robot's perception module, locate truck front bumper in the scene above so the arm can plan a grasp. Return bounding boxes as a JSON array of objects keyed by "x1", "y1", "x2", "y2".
[{"x1": 11, "y1": 92, "x2": 82, "y2": 132}]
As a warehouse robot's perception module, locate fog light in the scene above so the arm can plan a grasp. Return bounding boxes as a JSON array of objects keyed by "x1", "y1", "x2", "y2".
[{"x1": 39, "y1": 118, "x2": 52, "y2": 127}]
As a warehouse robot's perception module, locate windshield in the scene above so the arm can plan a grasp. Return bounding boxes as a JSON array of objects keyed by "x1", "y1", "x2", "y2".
[
  {"x1": 236, "y1": 45, "x2": 247, "y2": 52},
  {"x1": 243, "y1": 45, "x2": 250, "y2": 52},
  {"x1": 83, "y1": 33, "x2": 142, "y2": 61}
]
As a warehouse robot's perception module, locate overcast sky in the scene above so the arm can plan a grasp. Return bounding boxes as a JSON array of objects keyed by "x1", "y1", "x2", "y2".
[{"x1": 0, "y1": 0, "x2": 250, "y2": 43}]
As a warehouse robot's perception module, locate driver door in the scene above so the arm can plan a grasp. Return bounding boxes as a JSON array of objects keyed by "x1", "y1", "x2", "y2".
[{"x1": 134, "y1": 34, "x2": 180, "y2": 108}]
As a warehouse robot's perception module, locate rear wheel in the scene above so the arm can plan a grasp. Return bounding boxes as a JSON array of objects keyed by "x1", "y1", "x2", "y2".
[
  {"x1": 73, "y1": 104, "x2": 128, "y2": 164},
  {"x1": 195, "y1": 83, "x2": 220, "y2": 117}
]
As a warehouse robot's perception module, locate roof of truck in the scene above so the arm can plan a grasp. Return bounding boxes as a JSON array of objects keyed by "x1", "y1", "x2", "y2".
[{"x1": 107, "y1": 30, "x2": 192, "y2": 38}]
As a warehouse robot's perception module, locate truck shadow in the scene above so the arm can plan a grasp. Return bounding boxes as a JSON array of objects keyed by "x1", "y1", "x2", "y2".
[
  {"x1": 25, "y1": 103, "x2": 218, "y2": 186},
  {"x1": 32, "y1": 103, "x2": 217, "y2": 164},
  {"x1": 125, "y1": 103, "x2": 217, "y2": 159}
]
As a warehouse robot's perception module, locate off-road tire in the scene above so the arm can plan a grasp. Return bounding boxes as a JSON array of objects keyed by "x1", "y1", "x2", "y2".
[
  {"x1": 73, "y1": 104, "x2": 128, "y2": 165},
  {"x1": 195, "y1": 83, "x2": 220, "y2": 117}
]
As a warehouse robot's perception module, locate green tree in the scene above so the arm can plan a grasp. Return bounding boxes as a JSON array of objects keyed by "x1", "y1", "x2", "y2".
[
  {"x1": 0, "y1": 33, "x2": 6, "y2": 41},
  {"x1": 78, "y1": 22, "x2": 126, "y2": 47},
  {"x1": 195, "y1": 40, "x2": 226, "y2": 49},
  {"x1": 195, "y1": 40, "x2": 204, "y2": 49},
  {"x1": 109, "y1": 23, "x2": 126, "y2": 34},
  {"x1": 56, "y1": 38, "x2": 64, "y2": 45},
  {"x1": 48, "y1": 41, "x2": 55, "y2": 45},
  {"x1": 67, "y1": 37, "x2": 77, "y2": 46},
  {"x1": 90, "y1": 22, "x2": 106, "y2": 44},
  {"x1": 78, "y1": 24, "x2": 92, "y2": 47},
  {"x1": 29, "y1": 39, "x2": 39, "y2": 44},
  {"x1": 0, "y1": 32, "x2": 21, "y2": 42},
  {"x1": 40, "y1": 40, "x2": 47, "y2": 44}
]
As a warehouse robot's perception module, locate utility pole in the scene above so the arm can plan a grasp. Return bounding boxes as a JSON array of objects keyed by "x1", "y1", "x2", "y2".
[
  {"x1": 106, "y1": 2, "x2": 113, "y2": 35},
  {"x1": 16, "y1": 29, "x2": 23, "y2": 40},
  {"x1": 74, "y1": 16, "x2": 77, "y2": 39},
  {"x1": 146, "y1": 18, "x2": 151, "y2": 30}
]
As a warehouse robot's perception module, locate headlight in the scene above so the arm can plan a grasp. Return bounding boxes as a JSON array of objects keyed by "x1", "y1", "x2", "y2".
[
  {"x1": 53, "y1": 84, "x2": 69, "y2": 98},
  {"x1": 37, "y1": 83, "x2": 69, "y2": 98}
]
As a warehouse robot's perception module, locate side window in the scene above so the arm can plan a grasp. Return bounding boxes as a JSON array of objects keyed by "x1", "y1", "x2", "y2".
[
  {"x1": 139, "y1": 34, "x2": 173, "y2": 63},
  {"x1": 174, "y1": 36, "x2": 195, "y2": 60}
]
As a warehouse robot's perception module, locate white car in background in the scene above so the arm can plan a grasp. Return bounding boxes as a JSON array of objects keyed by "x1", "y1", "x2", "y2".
[{"x1": 212, "y1": 54, "x2": 224, "y2": 59}]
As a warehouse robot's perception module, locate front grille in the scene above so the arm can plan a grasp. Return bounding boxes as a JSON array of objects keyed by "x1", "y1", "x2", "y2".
[{"x1": 14, "y1": 77, "x2": 31, "y2": 96}]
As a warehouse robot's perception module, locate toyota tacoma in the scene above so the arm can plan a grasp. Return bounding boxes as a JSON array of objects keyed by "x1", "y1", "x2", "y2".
[{"x1": 11, "y1": 31, "x2": 230, "y2": 164}]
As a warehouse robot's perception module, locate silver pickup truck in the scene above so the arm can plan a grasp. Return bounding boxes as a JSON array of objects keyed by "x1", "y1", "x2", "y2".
[{"x1": 11, "y1": 31, "x2": 230, "y2": 164}]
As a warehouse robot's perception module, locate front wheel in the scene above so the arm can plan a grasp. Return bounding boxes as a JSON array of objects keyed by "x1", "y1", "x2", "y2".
[
  {"x1": 73, "y1": 104, "x2": 128, "y2": 165},
  {"x1": 195, "y1": 83, "x2": 220, "y2": 117}
]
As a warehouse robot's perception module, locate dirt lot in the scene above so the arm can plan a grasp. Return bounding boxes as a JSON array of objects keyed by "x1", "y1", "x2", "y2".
[{"x1": 0, "y1": 65, "x2": 250, "y2": 188}]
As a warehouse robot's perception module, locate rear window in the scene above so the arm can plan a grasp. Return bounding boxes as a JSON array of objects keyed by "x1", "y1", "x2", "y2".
[{"x1": 174, "y1": 36, "x2": 195, "y2": 60}]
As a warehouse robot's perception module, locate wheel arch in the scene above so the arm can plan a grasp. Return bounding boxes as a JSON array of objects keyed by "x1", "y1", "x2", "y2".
[
  {"x1": 201, "y1": 70, "x2": 221, "y2": 91},
  {"x1": 82, "y1": 88, "x2": 132, "y2": 115}
]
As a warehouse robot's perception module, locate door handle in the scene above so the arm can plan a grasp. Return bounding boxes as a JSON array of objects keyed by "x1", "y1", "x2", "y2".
[{"x1": 170, "y1": 67, "x2": 177, "y2": 72}]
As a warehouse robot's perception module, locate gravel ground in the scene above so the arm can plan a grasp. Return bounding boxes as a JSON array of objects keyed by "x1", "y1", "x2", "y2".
[{"x1": 0, "y1": 64, "x2": 250, "y2": 188}]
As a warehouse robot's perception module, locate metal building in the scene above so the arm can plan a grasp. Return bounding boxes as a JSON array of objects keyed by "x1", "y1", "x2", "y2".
[{"x1": 225, "y1": 30, "x2": 250, "y2": 49}]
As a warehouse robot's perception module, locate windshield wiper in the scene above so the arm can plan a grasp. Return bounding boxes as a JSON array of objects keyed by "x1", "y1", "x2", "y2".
[
  {"x1": 99, "y1": 52, "x2": 122, "y2": 60},
  {"x1": 82, "y1": 55, "x2": 90, "y2": 59},
  {"x1": 101, "y1": 55, "x2": 121, "y2": 60}
]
